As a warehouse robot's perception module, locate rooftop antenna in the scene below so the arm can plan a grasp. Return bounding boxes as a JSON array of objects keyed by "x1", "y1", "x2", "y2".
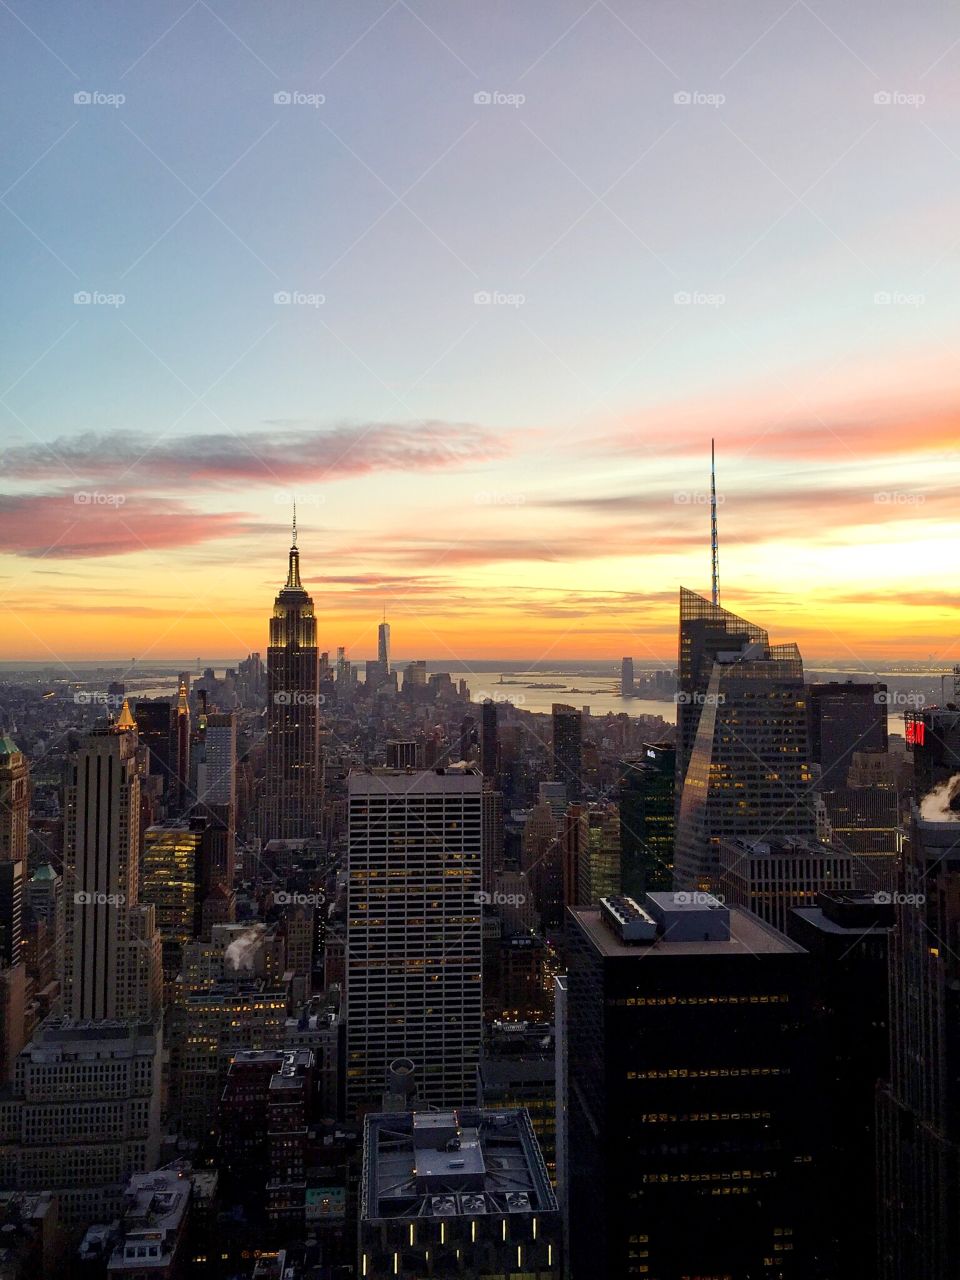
[
  {"x1": 710, "y1": 439, "x2": 720, "y2": 607},
  {"x1": 291, "y1": 500, "x2": 297, "y2": 547}
]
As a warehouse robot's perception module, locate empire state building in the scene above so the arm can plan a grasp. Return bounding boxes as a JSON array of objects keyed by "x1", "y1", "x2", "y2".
[{"x1": 261, "y1": 518, "x2": 322, "y2": 840}]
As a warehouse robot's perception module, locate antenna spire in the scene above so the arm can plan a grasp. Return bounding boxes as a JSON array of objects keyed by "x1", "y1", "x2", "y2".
[
  {"x1": 710, "y1": 438, "x2": 720, "y2": 607},
  {"x1": 292, "y1": 500, "x2": 297, "y2": 548}
]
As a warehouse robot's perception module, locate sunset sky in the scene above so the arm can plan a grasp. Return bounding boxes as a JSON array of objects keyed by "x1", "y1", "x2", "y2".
[{"x1": 2, "y1": 0, "x2": 959, "y2": 667}]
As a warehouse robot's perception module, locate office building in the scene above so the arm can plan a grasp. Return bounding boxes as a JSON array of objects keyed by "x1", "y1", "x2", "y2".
[
  {"x1": 878, "y1": 806, "x2": 960, "y2": 1280},
  {"x1": 345, "y1": 767, "x2": 483, "y2": 1113},
  {"x1": 359, "y1": 1108, "x2": 562, "y2": 1280},
  {"x1": 719, "y1": 836, "x2": 857, "y2": 935},
  {"x1": 906, "y1": 706, "x2": 960, "y2": 798},
  {"x1": 262, "y1": 523, "x2": 322, "y2": 841},
  {"x1": 674, "y1": 601, "x2": 814, "y2": 891},
  {"x1": 195, "y1": 709, "x2": 236, "y2": 808},
  {"x1": 106, "y1": 1165, "x2": 191, "y2": 1278},
  {"x1": 385, "y1": 739, "x2": 420, "y2": 769},
  {"x1": 134, "y1": 700, "x2": 177, "y2": 808},
  {"x1": 62, "y1": 708, "x2": 161, "y2": 1023},
  {"x1": 480, "y1": 698, "x2": 499, "y2": 781},
  {"x1": 0, "y1": 736, "x2": 28, "y2": 864},
  {"x1": 788, "y1": 891, "x2": 894, "y2": 1276},
  {"x1": 565, "y1": 894, "x2": 813, "y2": 1278},
  {"x1": 219, "y1": 1048, "x2": 315, "y2": 1228},
  {"x1": 618, "y1": 745, "x2": 675, "y2": 897},
  {"x1": 576, "y1": 803, "x2": 621, "y2": 907},
  {"x1": 141, "y1": 818, "x2": 207, "y2": 985},
  {"x1": 0, "y1": 1018, "x2": 162, "y2": 1225},
  {"x1": 377, "y1": 620, "x2": 390, "y2": 673},
  {"x1": 551, "y1": 705, "x2": 582, "y2": 803},
  {"x1": 675, "y1": 586, "x2": 769, "y2": 800},
  {"x1": 620, "y1": 656, "x2": 634, "y2": 697},
  {"x1": 806, "y1": 680, "x2": 888, "y2": 788}
]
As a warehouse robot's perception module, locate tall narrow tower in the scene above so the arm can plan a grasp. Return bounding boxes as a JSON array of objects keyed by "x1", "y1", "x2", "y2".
[
  {"x1": 261, "y1": 516, "x2": 322, "y2": 840},
  {"x1": 62, "y1": 702, "x2": 161, "y2": 1022},
  {"x1": 710, "y1": 438, "x2": 720, "y2": 607},
  {"x1": 377, "y1": 617, "x2": 391, "y2": 674},
  {"x1": 175, "y1": 680, "x2": 191, "y2": 815}
]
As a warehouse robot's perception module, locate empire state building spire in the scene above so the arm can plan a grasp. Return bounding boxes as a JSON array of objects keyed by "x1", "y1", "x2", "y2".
[{"x1": 285, "y1": 502, "x2": 302, "y2": 589}]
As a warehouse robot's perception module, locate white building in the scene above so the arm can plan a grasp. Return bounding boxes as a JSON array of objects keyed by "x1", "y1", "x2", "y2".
[{"x1": 345, "y1": 767, "x2": 483, "y2": 1112}]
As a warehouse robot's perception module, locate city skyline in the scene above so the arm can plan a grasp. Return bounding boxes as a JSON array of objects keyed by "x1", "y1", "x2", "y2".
[{"x1": 2, "y1": 2, "x2": 959, "y2": 662}]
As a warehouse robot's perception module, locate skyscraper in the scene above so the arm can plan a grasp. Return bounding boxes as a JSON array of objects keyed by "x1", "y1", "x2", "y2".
[
  {"x1": 618, "y1": 744, "x2": 675, "y2": 897},
  {"x1": 620, "y1": 656, "x2": 634, "y2": 697},
  {"x1": 878, "y1": 802, "x2": 960, "y2": 1280},
  {"x1": 262, "y1": 521, "x2": 322, "y2": 841},
  {"x1": 551, "y1": 704, "x2": 583, "y2": 802},
  {"x1": 565, "y1": 894, "x2": 814, "y2": 1278},
  {"x1": 377, "y1": 619, "x2": 390, "y2": 673},
  {"x1": 0, "y1": 736, "x2": 29, "y2": 864},
  {"x1": 174, "y1": 679, "x2": 191, "y2": 815},
  {"x1": 0, "y1": 736, "x2": 27, "y2": 1074},
  {"x1": 62, "y1": 704, "x2": 161, "y2": 1023},
  {"x1": 675, "y1": 586, "x2": 768, "y2": 798},
  {"x1": 345, "y1": 767, "x2": 483, "y2": 1113},
  {"x1": 807, "y1": 680, "x2": 888, "y2": 787},
  {"x1": 673, "y1": 593, "x2": 815, "y2": 892},
  {"x1": 480, "y1": 698, "x2": 499, "y2": 781},
  {"x1": 133, "y1": 699, "x2": 176, "y2": 807}
]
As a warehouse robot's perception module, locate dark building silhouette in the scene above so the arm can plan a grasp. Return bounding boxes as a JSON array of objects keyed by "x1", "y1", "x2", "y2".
[
  {"x1": 551, "y1": 704, "x2": 582, "y2": 802},
  {"x1": 134, "y1": 700, "x2": 177, "y2": 805},
  {"x1": 618, "y1": 744, "x2": 675, "y2": 897},
  {"x1": 480, "y1": 698, "x2": 499, "y2": 781},
  {"x1": 565, "y1": 894, "x2": 814, "y2": 1279},
  {"x1": 788, "y1": 890, "x2": 893, "y2": 1277},
  {"x1": 807, "y1": 680, "x2": 888, "y2": 788},
  {"x1": 878, "y1": 805, "x2": 960, "y2": 1280}
]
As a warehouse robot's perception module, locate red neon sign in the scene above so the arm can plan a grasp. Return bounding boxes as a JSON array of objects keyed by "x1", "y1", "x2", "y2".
[{"x1": 905, "y1": 719, "x2": 925, "y2": 747}]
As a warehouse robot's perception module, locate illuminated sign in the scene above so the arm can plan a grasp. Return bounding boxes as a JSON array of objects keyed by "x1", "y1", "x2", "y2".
[{"x1": 905, "y1": 719, "x2": 926, "y2": 747}]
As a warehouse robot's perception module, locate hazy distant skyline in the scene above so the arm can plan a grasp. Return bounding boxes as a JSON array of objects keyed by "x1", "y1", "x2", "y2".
[{"x1": 2, "y1": 0, "x2": 960, "y2": 664}]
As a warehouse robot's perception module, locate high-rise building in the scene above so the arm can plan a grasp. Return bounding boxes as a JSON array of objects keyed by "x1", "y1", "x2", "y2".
[
  {"x1": 133, "y1": 699, "x2": 177, "y2": 806},
  {"x1": 674, "y1": 597, "x2": 815, "y2": 891},
  {"x1": 565, "y1": 893, "x2": 814, "y2": 1278},
  {"x1": 481, "y1": 786, "x2": 504, "y2": 894},
  {"x1": 141, "y1": 818, "x2": 208, "y2": 985},
  {"x1": 174, "y1": 680, "x2": 191, "y2": 814},
  {"x1": 576, "y1": 803, "x2": 621, "y2": 907},
  {"x1": 0, "y1": 1018, "x2": 162, "y2": 1225},
  {"x1": 878, "y1": 804, "x2": 960, "y2": 1280},
  {"x1": 62, "y1": 707, "x2": 161, "y2": 1023},
  {"x1": 377, "y1": 620, "x2": 390, "y2": 673},
  {"x1": 906, "y1": 706, "x2": 960, "y2": 798},
  {"x1": 195, "y1": 709, "x2": 236, "y2": 808},
  {"x1": 719, "y1": 836, "x2": 857, "y2": 935},
  {"x1": 807, "y1": 680, "x2": 888, "y2": 788},
  {"x1": 459, "y1": 713, "x2": 476, "y2": 762},
  {"x1": 402, "y1": 660, "x2": 427, "y2": 692},
  {"x1": 551, "y1": 704, "x2": 582, "y2": 803},
  {"x1": 675, "y1": 586, "x2": 768, "y2": 799},
  {"x1": 620, "y1": 656, "x2": 634, "y2": 697},
  {"x1": 262, "y1": 523, "x2": 322, "y2": 841},
  {"x1": 345, "y1": 767, "x2": 483, "y2": 1113},
  {"x1": 788, "y1": 890, "x2": 894, "y2": 1276},
  {"x1": 618, "y1": 744, "x2": 675, "y2": 898},
  {"x1": 480, "y1": 698, "x2": 499, "y2": 781},
  {"x1": 0, "y1": 736, "x2": 28, "y2": 864}
]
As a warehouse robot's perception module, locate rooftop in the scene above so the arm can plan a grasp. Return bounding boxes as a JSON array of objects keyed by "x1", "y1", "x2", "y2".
[
  {"x1": 572, "y1": 904, "x2": 804, "y2": 958},
  {"x1": 362, "y1": 1107, "x2": 557, "y2": 1223}
]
